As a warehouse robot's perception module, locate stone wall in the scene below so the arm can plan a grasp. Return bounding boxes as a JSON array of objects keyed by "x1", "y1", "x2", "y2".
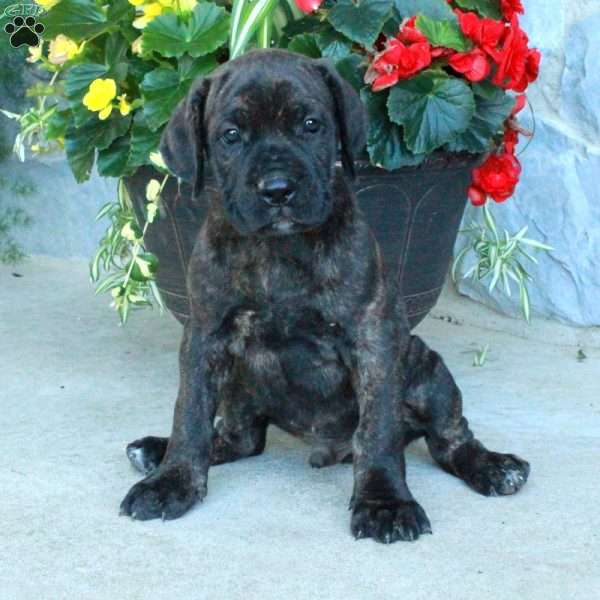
[{"x1": 455, "y1": 1, "x2": 600, "y2": 327}]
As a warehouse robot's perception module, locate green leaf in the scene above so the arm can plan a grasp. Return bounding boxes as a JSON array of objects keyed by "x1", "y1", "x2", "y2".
[
  {"x1": 470, "y1": 80, "x2": 500, "y2": 100},
  {"x1": 394, "y1": 0, "x2": 456, "y2": 21},
  {"x1": 382, "y1": 14, "x2": 403, "y2": 37},
  {"x1": 142, "y1": 2, "x2": 230, "y2": 58},
  {"x1": 328, "y1": 0, "x2": 393, "y2": 47},
  {"x1": 97, "y1": 135, "x2": 131, "y2": 177},
  {"x1": 43, "y1": 0, "x2": 108, "y2": 41},
  {"x1": 45, "y1": 109, "x2": 70, "y2": 141},
  {"x1": 336, "y1": 54, "x2": 367, "y2": 92},
  {"x1": 415, "y1": 15, "x2": 472, "y2": 52},
  {"x1": 65, "y1": 113, "x2": 132, "y2": 181},
  {"x1": 104, "y1": 33, "x2": 129, "y2": 68},
  {"x1": 316, "y1": 29, "x2": 353, "y2": 62},
  {"x1": 65, "y1": 126, "x2": 95, "y2": 183},
  {"x1": 129, "y1": 113, "x2": 163, "y2": 168},
  {"x1": 141, "y1": 69, "x2": 181, "y2": 130},
  {"x1": 387, "y1": 72, "x2": 475, "y2": 154},
  {"x1": 361, "y1": 88, "x2": 426, "y2": 170},
  {"x1": 446, "y1": 85, "x2": 514, "y2": 153},
  {"x1": 85, "y1": 111, "x2": 161, "y2": 177},
  {"x1": 282, "y1": 14, "x2": 324, "y2": 41},
  {"x1": 64, "y1": 63, "x2": 108, "y2": 127},
  {"x1": 288, "y1": 34, "x2": 322, "y2": 59},
  {"x1": 107, "y1": 0, "x2": 137, "y2": 25},
  {"x1": 453, "y1": 0, "x2": 502, "y2": 19},
  {"x1": 178, "y1": 54, "x2": 218, "y2": 81},
  {"x1": 130, "y1": 252, "x2": 159, "y2": 282},
  {"x1": 141, "y1": 56, "x2": 216, "y2": 130}
]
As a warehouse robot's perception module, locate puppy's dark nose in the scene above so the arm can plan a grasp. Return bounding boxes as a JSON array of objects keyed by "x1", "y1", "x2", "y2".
[{"x1": 257, "y1": 176, "x2": 296, "y2": 206}]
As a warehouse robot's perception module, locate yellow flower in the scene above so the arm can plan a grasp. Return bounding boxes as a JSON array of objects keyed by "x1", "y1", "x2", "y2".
[
  {"x1": 176, "y1": 0, "x2": 197, "y2": 13},
  {"x1": 128, "y1": 0, "x2": 145, "y2": 5},
  {"x1": 98, "y1": 105, "x2": 113, "y2": 120},
  {"x1": 132, "y1": 2, "x2": 163, "y2": 29},
  {"x1": 118, "y1": 94, "x2": 132, "y2": 116},
  {"x1": 83, "y1": 78, "x2": 117, "y2": 119},
  {"x1": 26, "y1": 43, "x2": 43, "y2": 63},
  {"x1": 131, "y1": 36, "x2": 143, "y2": 55},
  {"x1": 158, "y1": 0, "x2": 173, "y2": 6},
  {"x1": 36, "y1": 0, "x2": 60, "y2": 9},
  {"x1": 48, "y1": 35, "x2": 80, "y2": 66}
]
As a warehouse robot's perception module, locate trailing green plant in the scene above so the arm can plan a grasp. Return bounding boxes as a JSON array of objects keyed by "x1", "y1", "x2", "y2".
[
  {"x1": 472, "y1": 343, "x2": 489, "y2": 367},
  {"x1": 452, "y1": 203, "x2": 552, "y2": 322},
  {"x1": 90, "y1": 165, "x2": 166, "y2": 323}
]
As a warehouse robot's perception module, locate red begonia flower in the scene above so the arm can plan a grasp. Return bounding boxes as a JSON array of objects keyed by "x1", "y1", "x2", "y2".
[
  {"x1": 471, "y1": 152, "x2": 522, "y2": 203},
  {"x1": 366, "y1": 39, "x2": 432, "y2": 92},
  {"x1": 500, "y1": 0, "x2": 524, "y2": 21},
  {"x1": 524, "y1": 48, "x2": 541, "y2": 83},
  {"x1": 448, "y1": 48, "x2": 491, "y2": 82},
  {"x1": 293, "y1": 0, "x2": 323, "y2": 14},
  {"x1": 397, "y1": 16, "x2": 428, "y2": 44},
  {"x1": 432, "y1": 47, "x2": 455, "y2": 58},
  {"x1": 493, "y1": 18, "x2": 540, "y2": 92},
  {"x1": 468, "y1": 185, "x2": 487, "y2": 206},
  {"x1": 456, "y1": 10, "x2": 505, "y2": 60}
]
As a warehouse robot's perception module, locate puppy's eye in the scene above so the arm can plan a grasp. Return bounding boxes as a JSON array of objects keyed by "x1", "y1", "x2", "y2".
[
  {"x1": 222, "y1": 128, "x2": 241, "y2": 144},
  {"x1": 303, "y1": 118, "x2": 320, "y2": 133}
]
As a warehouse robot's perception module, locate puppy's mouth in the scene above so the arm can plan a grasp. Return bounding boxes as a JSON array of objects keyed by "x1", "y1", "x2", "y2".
[{"x1": 258, "y1": 206, "x2": 311, "y2": 236}]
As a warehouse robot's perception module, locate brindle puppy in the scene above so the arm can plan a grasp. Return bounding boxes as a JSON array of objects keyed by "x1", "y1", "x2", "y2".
[{"x1": 120, "y1": 49, "x2": 530, "y2": 543}]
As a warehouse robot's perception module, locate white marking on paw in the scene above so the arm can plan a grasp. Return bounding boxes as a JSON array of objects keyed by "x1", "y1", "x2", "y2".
[{"x1": 127, "y1": 447, "x2": 145, "y2": 469}]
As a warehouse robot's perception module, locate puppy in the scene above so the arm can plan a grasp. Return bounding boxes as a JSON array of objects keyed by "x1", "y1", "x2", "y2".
[{"x1": 120, "y1": 49, "x2": 529, "y2": 543}]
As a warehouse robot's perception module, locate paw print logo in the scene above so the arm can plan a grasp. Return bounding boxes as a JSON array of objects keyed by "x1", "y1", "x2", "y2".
[{"x1": 4, "y1": 16, "x2": 44, "y2": 48}]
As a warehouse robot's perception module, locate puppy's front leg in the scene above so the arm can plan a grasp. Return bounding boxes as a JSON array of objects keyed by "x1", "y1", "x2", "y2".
[
  {"x1": 120, "y1": 323, "x2": 221, "y2": 520},
  {"x1": 349, "y1": 300, "x2": 431, "y2": 543}
]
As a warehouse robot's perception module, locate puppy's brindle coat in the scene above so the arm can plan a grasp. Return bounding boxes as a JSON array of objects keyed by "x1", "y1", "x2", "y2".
[{"x1": 121, "y1": 50, "x2": 529, "y2": 543}]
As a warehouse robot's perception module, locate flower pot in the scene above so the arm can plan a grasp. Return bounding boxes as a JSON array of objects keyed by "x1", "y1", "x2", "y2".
[{"x1": 126, "y1": 153, "x2": 479, "y2": 330}]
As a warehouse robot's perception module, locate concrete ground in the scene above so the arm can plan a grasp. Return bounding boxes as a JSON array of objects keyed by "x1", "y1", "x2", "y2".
[{"x1": 1, "y1": 257, "x2": 599, "y2": 600}]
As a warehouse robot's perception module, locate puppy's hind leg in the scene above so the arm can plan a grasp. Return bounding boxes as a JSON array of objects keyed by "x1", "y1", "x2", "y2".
[
  {"x1": 403, "y1": 336, "x2": 530, "y2": 497},
  {"x1": 126, "y1": 417, "x2": 268, "y2": 475}
]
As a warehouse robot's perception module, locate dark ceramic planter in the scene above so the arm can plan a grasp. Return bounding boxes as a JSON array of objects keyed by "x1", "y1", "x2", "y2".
[{"x1": 126, "y1": 153, "x2": 479, "y2": 330}]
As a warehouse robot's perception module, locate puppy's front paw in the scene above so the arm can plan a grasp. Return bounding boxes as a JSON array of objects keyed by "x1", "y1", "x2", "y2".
[
  {"x1": 120, "y1": 464, "x2": 205, "y2": 521},
  {"x1": 350, "y1": 499, "x2": 432, "y2": 544}
]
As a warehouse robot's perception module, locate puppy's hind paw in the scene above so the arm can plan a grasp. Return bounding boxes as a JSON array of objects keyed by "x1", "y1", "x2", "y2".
[
  {"x1": 126, "y1": 436, "x2": 168, "y2": 475},
  {"x1": 351, "y1": 499, "x2": 432, "y2": 544},
  {"x1": 465, "y1": 452, "x2": 530, "y2": 497}
]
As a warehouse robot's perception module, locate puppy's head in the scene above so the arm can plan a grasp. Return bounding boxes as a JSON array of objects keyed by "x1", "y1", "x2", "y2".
[{"x1": 160, "y1": 50, "x2": 366, "y2": 236}]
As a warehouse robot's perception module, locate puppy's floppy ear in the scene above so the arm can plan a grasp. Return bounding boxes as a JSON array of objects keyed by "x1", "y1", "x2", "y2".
[
  {"x1": 159, "y1": 77, "x2": 211, "y2": 197},
  {"x1": 314, "y1": 59, "x2": 367, "y2": 178}
]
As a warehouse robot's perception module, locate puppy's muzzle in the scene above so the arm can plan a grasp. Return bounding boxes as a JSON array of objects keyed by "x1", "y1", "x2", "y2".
[{"x1": 257, "y1": 174, "x2": 297, "y2": 207}]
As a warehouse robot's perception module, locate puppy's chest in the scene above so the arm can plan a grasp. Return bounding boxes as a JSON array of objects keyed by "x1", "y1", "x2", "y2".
[
  {"x1": 233, "y1": 254, "x2": 315, "y2": 303},
  {"x1": 226, "y1": 304, "x2": 348, "y2": 397}
]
